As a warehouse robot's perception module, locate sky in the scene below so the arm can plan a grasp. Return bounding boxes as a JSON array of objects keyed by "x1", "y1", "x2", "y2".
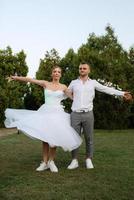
[{"x1": 0, "y1": 0, "x2": 134, "y2": 77}]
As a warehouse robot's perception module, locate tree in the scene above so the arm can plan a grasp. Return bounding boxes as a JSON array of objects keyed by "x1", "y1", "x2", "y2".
[
  {"x1": 127, "y1": 47, "x2": 134, "y2": 128},
  {"x1": 1, "y1": 25, "x2": 133, "y2": 129},
  {"x1": 25, "y1": 49, "x2": 61, "y2": 109},
  {"x1": 60, "y1": 49, "x2": 79, "y2": 112},
  {"x1": 0, "y1": 46, "x2": 28, "y2": 127},
  {"x1": 77, "y1": 25, "x2": 133, "y2": 129}
]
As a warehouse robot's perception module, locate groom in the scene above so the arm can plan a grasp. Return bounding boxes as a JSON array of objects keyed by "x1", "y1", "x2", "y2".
[{"x1": 67, "y1": 62, "x2": 132, "y2": 169}]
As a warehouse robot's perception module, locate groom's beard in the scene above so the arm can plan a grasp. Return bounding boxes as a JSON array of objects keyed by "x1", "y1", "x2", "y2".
[{"x1": 80, "y1": 74, "x2": 89, "y2": 78}]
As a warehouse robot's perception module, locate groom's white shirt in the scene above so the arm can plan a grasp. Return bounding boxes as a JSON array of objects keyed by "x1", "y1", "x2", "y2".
[{"x1": 68, "y1": 78, "x2": 125, "y2": 112}]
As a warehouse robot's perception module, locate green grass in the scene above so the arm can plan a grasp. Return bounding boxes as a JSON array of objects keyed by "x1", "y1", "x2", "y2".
[{"x1": 0, "y1": 130, "x2": 134, "y2": 200}]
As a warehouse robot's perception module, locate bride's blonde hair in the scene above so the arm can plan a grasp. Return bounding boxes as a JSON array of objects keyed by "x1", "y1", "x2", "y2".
[{"x1": 51, "y1": 65, "x2": 62, "y2": 73}]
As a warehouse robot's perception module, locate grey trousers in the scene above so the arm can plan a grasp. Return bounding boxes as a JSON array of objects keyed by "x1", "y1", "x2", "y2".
[{"x1": 70, "y1": 111, "x2": 94, "y2": 158}]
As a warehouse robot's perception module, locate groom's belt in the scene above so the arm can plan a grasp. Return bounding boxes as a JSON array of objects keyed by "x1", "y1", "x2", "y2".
[{"x1": 74, "y1": 109, "x2": 89, "y2": 113}]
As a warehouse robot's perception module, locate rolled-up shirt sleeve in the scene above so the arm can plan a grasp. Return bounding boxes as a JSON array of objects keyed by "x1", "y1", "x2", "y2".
[
  {"x1": 94, "y1": 80, "x2": 125, "y2": 96},
  {"x1": 68, "y1": 81, "x2": 73, "y2": 92}
]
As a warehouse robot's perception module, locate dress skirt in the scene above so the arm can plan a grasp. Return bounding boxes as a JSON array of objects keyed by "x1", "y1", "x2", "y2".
[{"x1": 5, "y1": 104, "x2": 82, "y2": 151}]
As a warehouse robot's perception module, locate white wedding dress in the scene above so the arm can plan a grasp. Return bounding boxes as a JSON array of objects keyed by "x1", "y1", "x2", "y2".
[{"x1": 4, "y1": 89, "x2": 82, "y2": 151}]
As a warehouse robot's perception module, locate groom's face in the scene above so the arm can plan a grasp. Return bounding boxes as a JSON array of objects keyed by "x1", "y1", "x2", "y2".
[{"x1": 79, "y1": 64, "x2": 90, "y2": 76}]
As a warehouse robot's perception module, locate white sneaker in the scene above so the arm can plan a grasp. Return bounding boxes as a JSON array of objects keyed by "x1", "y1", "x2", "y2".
[
  {"x1": 67, "y1": 159, "x2": 79, "y2": 169},
  {"x1": 86, "y1": 158, "x2": 94, "y2": 169},
  {"x1": 48, "y1": 160, "x2": 58, "y2": 173},
  {"x1": 36, "y1": 161, "x2": 49, "y2": 171}
]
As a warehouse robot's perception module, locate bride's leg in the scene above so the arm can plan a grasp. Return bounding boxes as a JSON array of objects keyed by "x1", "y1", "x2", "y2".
[
  {"x1": 48, "y1": 147, "x2": 58, "y2": 172},
  {"x1": 42, "y1": 142, "x2": 49, "y2": 163},
  {"x1": 36, "y1": 142, "x2": 49, "y2": 171},
  {"x1": 49, "y1": 147, "x2": 57, "y2": 160}
]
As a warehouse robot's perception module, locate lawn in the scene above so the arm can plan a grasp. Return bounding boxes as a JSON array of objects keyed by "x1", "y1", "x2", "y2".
[{"x1": 0, "y1": 129, "x2": 134, "y2": 200}]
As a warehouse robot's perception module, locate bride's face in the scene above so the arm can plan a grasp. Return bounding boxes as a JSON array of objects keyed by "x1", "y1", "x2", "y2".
[{"x1": 51, "y1": 67, "x2": 62, "y2": 80}]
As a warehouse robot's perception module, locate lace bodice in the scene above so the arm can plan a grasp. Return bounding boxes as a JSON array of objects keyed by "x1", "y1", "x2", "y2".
[{"x1": 44, "y1": 89, "x2": 66, "y2": 106}]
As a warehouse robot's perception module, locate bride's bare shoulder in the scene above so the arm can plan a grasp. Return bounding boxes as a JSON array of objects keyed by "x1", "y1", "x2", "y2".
[{"x1": 61, "y1": 84, "x2": 67, "y2": 91}]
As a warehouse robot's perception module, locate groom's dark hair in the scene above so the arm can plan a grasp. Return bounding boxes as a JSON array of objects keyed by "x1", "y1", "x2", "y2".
[{"x1": 80, "y1": 62, "x2": 91, "y2": 68}]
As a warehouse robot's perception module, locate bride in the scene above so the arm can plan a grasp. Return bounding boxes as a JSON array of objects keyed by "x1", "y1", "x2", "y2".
[{"x1": 5, "y1": 65, "x2": 82, "y2": 173}]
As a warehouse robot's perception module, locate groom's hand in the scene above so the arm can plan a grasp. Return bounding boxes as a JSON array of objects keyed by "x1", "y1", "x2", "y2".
[{"x1": 123, "y1": 92, "x2": 133, "y2": 101}]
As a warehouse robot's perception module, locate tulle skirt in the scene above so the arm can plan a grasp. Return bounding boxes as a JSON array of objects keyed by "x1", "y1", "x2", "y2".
[{"x1": 4, "y1": 104, "x2": 82, "y2": 151}]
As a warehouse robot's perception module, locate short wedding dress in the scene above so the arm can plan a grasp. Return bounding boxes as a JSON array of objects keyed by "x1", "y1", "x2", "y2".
[{"x1": 5, "y1": 89, "x2": 82, "y2": 151}]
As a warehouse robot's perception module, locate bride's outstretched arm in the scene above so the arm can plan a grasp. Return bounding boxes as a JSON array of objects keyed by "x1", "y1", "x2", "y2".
[{"x1": 6, "y1": 75, "x2": 48, "y2": 87}]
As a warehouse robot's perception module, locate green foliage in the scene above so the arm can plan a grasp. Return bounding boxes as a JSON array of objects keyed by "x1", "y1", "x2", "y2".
[
  {"x1": 60, "y1": 49, "x2": 79, "y2": 112},
  {"x1": 28, "y1": 25, "x2": 134, "y2": 128},
  {"x1": 60, "y1": 48, "x2": 79, "y2": 84},
  {"x1": 36, "y1": 48, "x2": 61, "y2": 81},
  {"x1": 0, "y1": 46, "x2": 28, "y2": 127},
  {"x1": 77, "y1": 25, "x2": 134, "y2": 129},
  {"x1": 27, "y1": 49, "x2": 61, "y2": 109},
  {"x1": 1, "y1": 25, "x2": 134, "y2": 128},
  {"x1": 94, "y1": 93, "x2": 131, "y2": 129}
]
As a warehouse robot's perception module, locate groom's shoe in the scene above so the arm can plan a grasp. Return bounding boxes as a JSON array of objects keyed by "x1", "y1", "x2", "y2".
[
  {"x1": 86, "y1": 158, "x2": 94, "y2": 169},
  {"x1": 36, "y1": 161, "x2": 49, "y2": 171},
  {"x1": 67, "y1": 159, "x2": 79, "y2": 169}
]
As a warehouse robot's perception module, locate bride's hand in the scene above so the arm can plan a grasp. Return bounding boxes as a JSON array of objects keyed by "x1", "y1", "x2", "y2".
[{"x1": 6, "y1": 76, "x2": 16, "y2": 82}]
